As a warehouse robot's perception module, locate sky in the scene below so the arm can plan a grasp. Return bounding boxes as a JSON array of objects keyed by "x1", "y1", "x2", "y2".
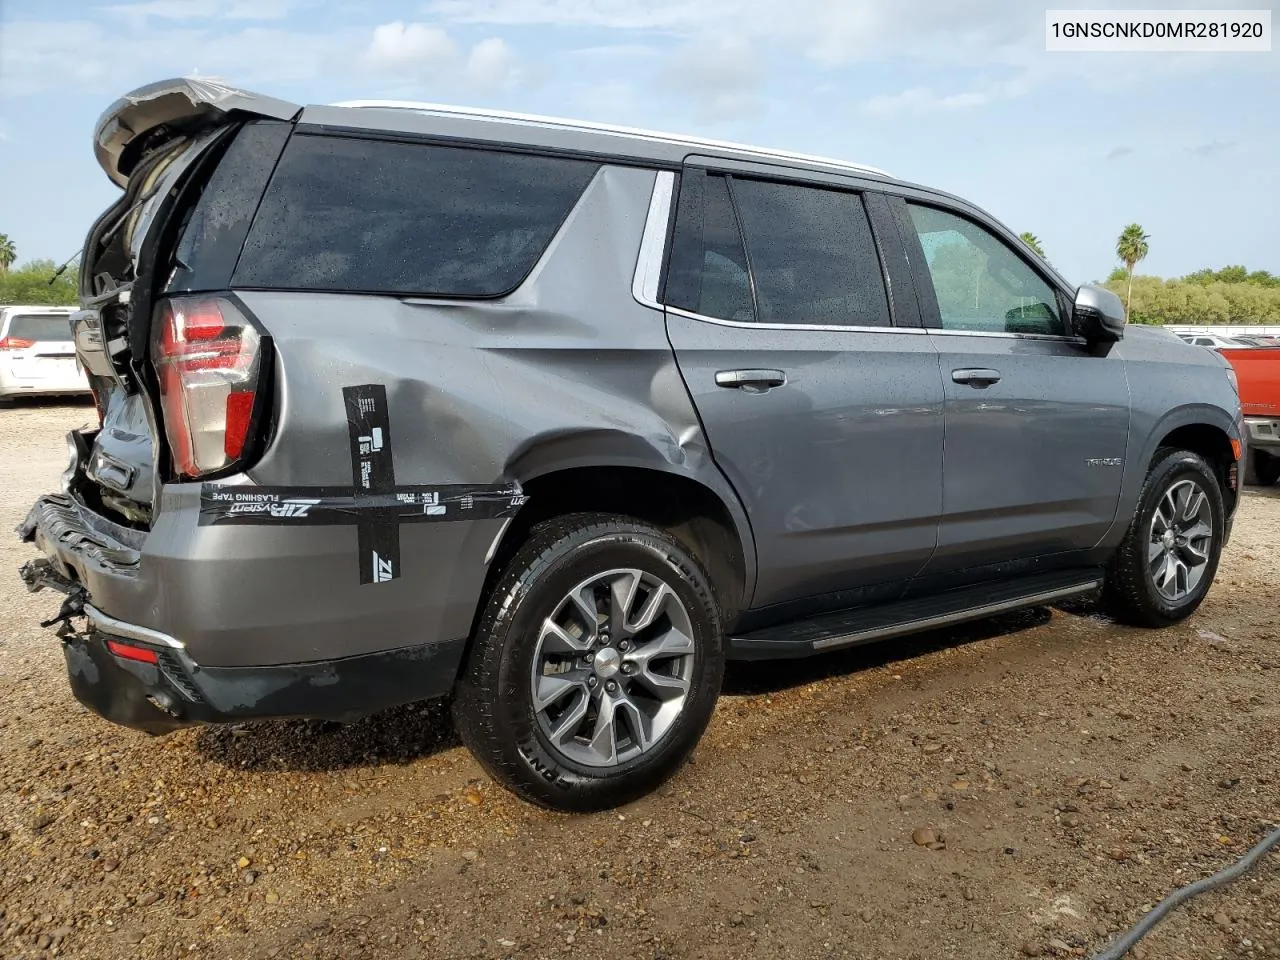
[{"x1": 0, "y1": 0, "x2": 1276, "y2": 284}]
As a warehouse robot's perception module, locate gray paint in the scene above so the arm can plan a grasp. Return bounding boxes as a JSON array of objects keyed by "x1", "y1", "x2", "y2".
[{"x1": 27, "y1": 78, "x2": 1244, "y2": 682}]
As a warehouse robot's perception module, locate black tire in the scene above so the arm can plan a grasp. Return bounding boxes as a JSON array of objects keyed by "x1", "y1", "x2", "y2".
[
  {"x1": 452, "y1": 512, "x2": 724, "y2": 811},
  {"x1": 1103, "y1": 448, "x2": 1225, "y2": 627},
  {"x1": 1253, "y1": 450, "x2": 1280, "y2": 487}
]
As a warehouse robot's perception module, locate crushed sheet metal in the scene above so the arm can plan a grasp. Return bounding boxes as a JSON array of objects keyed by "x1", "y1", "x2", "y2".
[{"x1": 199, "y1": 383, "x2": 528, "y2": 586}]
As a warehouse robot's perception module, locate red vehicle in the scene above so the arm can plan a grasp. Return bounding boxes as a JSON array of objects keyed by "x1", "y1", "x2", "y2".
[{"x1": 1220, "y1": 346, "x2": 1280, "y2": 485}]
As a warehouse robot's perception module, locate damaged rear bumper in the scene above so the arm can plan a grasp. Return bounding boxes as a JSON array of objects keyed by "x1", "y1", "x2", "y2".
[
  {"x1": 19, "y1": 493, "x2": 467, "y2": 734},
  {"x1": 55, "y1": 616, "x2": 465, "y2": 735}
]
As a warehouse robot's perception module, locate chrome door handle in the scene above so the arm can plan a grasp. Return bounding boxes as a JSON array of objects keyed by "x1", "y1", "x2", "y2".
[
  {"x1": 715, "y1": 369, "x2": 787, "y2": 391},
  {"x1": 951, "y1": 368, "x2": 1002, "y2": 388}
]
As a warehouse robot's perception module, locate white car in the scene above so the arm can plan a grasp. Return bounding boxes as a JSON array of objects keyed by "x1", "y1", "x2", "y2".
[
  {"x1": 1177, "y1": 332, "x2": 1257, "y2": 350},
  {"x1": 0, "y1": 306, "x2": 89, "y2": 400}
]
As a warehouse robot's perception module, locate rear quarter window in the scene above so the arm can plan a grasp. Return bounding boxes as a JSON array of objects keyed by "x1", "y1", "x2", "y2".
[{"x1": 233, "y1": 135, "x2": 600, "y2": 297}]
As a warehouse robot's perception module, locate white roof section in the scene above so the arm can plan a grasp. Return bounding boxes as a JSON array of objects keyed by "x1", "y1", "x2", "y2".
[{"x1": 330, "y1": 99, "x2": 890, "y2": 179}]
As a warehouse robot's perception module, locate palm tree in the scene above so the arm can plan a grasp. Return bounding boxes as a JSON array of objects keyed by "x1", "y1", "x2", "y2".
[
  {"x1": 0, "y1": 234, "x2": 15, "y2": 274},
  {"x1": 1116, "y1": 223, "x2": 1150, "y2": 316},
  {"x1": 1019, "y1": 232, "x2": 1047, "y2": 259}
]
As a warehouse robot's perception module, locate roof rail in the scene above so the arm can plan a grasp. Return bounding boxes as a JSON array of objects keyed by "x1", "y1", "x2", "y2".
[{"x1": 328, "y1": 99, "x2": 890, "y2": 178}]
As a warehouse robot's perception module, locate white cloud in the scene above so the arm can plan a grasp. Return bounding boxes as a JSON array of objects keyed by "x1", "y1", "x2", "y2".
[
  {"x1": 366, "y1": 21, "x2": 458, "y2": 68},
  {"x1": 662, "y1": 36, "x2": 761, "y2": 122},
  {"x1": 465, "y1": 38, "x2": 517, "y2": 89}
]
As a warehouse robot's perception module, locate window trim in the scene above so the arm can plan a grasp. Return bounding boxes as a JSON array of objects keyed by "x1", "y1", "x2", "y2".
[
  {"x1": 893, "y1": 195, "x2": 1082, "y2": 342},
  {"x1": 656, "y1": 163, "x2": 899, "y2": 331},
  {"x1": 632, "y1": 170, "x2": 676, "y2": 309}
]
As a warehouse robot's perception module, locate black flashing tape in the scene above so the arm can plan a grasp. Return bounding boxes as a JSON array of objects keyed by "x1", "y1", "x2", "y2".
[
  {"x1": 198, "y1": 485, "x2": 527, "y2": 527},
  {"x1": 197, "y1": 382, "x2": 528, "y2": 587}
]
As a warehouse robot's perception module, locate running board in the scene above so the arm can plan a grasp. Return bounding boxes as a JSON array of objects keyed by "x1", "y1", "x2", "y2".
[{"x1": 729, "y1": 570, "x2": 1103, "y2": 660}]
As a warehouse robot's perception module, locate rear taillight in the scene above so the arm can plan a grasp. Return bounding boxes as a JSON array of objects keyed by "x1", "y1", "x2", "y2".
[
  {"x1": 152, "y1": 297, "x2": 265, "y2": 479},
  {"x1": 0, "y1": 337, "x2": 36, "y2": 351}
]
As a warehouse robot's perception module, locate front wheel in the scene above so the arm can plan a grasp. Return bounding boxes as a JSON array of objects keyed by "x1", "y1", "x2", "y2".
[
  {"x1": 1103, "y1": 448, "x2": 1225, "y2": 627},
  {"x1": 452, "y1": 513, "x2": 724, "y2": 811}
]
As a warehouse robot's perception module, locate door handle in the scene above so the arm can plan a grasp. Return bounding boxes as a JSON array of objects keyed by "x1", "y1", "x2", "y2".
[
  {"x1": 951, "y1": 368, "x2": 1002, "y2": 388},
  {"x1": 715, "y1": 369, "x2": 787, "y2": 391}
]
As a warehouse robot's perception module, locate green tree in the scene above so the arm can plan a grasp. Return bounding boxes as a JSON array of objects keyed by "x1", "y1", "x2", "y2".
[
  {"x1": 1019, "y1": 232, "x2": 1047, "y2": 259},
  {"x1": 1115, "y1": 223, "x2": 1150, "y2": 317},
  {"x1": 0, "y1": 234, "x2": 16, "y2": 274},
  {"x1": 0, "y1": 260, "x2": 78, "y2": 306}
]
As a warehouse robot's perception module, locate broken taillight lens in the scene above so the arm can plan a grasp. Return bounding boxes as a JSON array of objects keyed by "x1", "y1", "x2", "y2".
[{"x1": 152, "y1": 297, "x2": 264, "y2": 479}]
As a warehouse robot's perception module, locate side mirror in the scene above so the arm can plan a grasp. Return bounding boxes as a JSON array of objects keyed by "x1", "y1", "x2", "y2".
[{"x1": 1072, "y1": 284, "x2": 1126, "y2": 343}]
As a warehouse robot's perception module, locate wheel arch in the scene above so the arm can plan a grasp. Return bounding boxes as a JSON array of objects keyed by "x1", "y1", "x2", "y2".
[
  {"x1": 477, "y1": 433, "x2": 757, "y2": 638},
  {"x1": 1102, "y1": 403, "x2": 1242, "y2": 552}
]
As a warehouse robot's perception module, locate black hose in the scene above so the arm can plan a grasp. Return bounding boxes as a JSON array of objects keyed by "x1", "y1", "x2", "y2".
[{"x1": 1092, "y1": 823, "x2": 1280, "y2": 959}]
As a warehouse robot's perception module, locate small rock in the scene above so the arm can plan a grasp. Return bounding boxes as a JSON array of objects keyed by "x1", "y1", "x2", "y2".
[
  {"x1": 1180, "y1": 763, "x2": 1194, "y2": 773},
  {"x1": 136, "y1": 892, "x2": 161, "y2": 907},
  {"x1": 1218, "y1": 778, "x2": 1240, "y2": 790},
  {"x1": 922, "y1": 743, "x2": 943, "y2": 754},
  {"x1": 962, "y1": 888, "x2": 975, "y2": 901},
  {"x1": 102, "y1": 860, "x2": 119, "y2": 873},
  {"x1": 243, "y1": 870, "x2": 258, "y2": 885},
  {"x1": 858, "y1": 908, "x2": 875, "y2": 923},
  {"x1": 1021, "y1": 942, "x2": 1044, "y2": 957},
  {"x1": 461, "y1": 850, "x2": 479, "y2": 862},
  {"x1": 1049, "y1": 938, "x2": 1071, "y2": 953},
  {"x1": 265, "y1": 890, "x2": 281, "y2": 905},
  {"x1": 911, "y1": 827, "x2": 937, "y2": 847},
  {"x1": 1214, "y1": 911, "x2": 1231, "y2": 929},
  {"x1": 237, "y1": 856, "x2": 252, "y2": 869},
  {"x1": 30, "y1": 813, "x2": 54, "y2": 833},
  {"x1": 37, "y1": 934, "x2": 53, "y2": 950}
]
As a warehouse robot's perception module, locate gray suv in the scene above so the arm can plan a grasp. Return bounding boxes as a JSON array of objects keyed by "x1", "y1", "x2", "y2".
[{"x1": 19, "y1": 79, "x2": 1244, "y2": 811}]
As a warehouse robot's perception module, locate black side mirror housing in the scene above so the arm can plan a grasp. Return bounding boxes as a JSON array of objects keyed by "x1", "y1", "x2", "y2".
[{"x1": 1072, "y1": 284, "x2": 1127, "y2": 343}]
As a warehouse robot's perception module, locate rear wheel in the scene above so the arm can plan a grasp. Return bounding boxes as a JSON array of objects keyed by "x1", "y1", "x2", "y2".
[
  {"x1": 1104, "y1": 448, "x2": 1224, "y2": 627},
  {"x1": 452, "y1": 513, "x2": 724, "y2": 811}
]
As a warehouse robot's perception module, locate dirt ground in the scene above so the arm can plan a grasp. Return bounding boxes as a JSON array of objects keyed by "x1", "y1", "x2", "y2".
[{"x1": 1, "y1": 398, "x2": 1277, "y2": 960}]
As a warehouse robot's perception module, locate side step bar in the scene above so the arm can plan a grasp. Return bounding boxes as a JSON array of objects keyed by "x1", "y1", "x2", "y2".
[{"x1": 729, "y1": 570, "x2": 1103, "y2": 660}]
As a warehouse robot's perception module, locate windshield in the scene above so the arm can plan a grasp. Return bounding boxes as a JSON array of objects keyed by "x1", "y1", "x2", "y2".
[{"x1": 6, "y1": 314, "x2": 72, "y2": 342}]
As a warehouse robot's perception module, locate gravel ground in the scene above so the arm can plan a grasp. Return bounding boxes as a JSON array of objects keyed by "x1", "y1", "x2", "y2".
[{"x1": 1, "y1": 398, "x2": 1278, "y2": 960}]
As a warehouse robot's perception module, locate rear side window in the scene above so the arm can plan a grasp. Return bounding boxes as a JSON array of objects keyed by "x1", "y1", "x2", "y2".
[
  {"x1": 233, "y1": 136, "x2": 600, "y2": 297},
  {"x1": 6, "y1": 314, "x2": 71, "y2": 341},
  {"x1": 732, "y1": 178, "x2": 890, "y2": 327},
  {"x1": 665, "y1": 171, "x2": 890, "y2": 327}
]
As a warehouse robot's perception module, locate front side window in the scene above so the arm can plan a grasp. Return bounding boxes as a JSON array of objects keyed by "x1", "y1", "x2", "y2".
[
  {"x1": 907, "y1": 203, "x2": 1065, "y2": 336},
  {"x1": 664, "y1": 172, "x2": 890, "y2": 328}
]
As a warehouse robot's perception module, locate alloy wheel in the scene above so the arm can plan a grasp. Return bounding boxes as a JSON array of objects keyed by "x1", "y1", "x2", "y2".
[
  {"x1": 1147, "y1": 478, "x2": 1214, "y2": 602},
  {"x1": 530, "y1": 568, "x2": 696, "y2": 768}
]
